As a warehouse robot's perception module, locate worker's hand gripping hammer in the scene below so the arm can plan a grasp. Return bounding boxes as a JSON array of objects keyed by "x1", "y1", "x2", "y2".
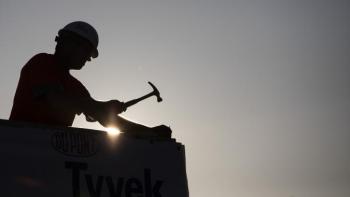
[{"x1": 123, "y1": 81, "x2": 162, "y2": 110}]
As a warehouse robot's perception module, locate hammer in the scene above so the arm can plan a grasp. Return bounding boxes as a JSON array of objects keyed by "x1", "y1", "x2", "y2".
[{"x1": 123, "y1": 81, "x2": 162, "y2": 109}]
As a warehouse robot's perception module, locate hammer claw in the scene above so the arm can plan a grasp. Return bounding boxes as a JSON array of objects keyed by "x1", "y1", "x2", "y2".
[{"x1": 123, "y1": 81, "x2": 162, "y2": 109}]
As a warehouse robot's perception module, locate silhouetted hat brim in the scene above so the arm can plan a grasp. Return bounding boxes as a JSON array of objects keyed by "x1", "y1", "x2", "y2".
[{"x1": 91, "y1": 48, "x2": 98, "y2": 58}]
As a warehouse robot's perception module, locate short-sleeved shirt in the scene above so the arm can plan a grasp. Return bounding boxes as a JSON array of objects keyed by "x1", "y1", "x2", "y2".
[{"x1": 9, "y1": 53, "x2": 90, "y2": 126}]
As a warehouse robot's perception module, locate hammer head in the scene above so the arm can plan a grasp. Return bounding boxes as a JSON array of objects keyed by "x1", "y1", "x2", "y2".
[{"x1": 148, "y1": 81, "x2": 162, "y2": 102}]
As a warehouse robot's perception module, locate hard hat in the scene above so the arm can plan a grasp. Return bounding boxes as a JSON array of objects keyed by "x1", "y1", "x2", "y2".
[{"x1": 58, "y1": 21, "x2": 99, "y2": 58}]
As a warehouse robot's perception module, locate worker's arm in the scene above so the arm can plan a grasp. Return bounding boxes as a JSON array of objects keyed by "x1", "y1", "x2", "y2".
[
  {"x1": 37, "y1": 85, "x2": 159, "y2": 135},
  {"x1": 45, "y1": 91, "x2": 150, "y2": 132},
  {"x1": 44, "y1": 91, "x2": 125, "y2": 121},
  {"x1": 32, "y1": 83, "x2": 118, "y2": 116}
]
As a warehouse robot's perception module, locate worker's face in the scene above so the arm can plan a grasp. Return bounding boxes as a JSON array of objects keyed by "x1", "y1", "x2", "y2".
[{"x1": 60, "y1": 35, "x2": 94, "y2": 70}]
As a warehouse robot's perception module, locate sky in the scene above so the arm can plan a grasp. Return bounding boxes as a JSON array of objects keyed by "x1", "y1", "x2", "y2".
[{"x1": 1, "y1": 0, "x2": 350, "y2": 196}]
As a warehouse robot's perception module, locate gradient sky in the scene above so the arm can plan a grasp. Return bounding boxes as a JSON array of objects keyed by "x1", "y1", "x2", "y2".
[{"x1": 1, "y1": 0, "x2": 350, "y2": 196}]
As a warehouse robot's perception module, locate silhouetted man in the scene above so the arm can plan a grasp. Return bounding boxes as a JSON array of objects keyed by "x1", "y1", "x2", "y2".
[{"x1": 10, "y1": 21, "x2": 171, "y2": 138}]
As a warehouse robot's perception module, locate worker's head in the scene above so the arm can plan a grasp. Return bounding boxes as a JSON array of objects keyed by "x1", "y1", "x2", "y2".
[{"x1": 54, "y1": 21, "x2": 99, "y2": 70}]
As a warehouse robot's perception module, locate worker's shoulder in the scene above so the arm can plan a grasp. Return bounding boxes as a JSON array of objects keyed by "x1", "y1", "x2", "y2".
[
  {"x1": 27, "y1": 53, "x2": 53, "y2": 65},
  {"x1": 22, "y1": 53, "x2": 53, "y2": 71}
]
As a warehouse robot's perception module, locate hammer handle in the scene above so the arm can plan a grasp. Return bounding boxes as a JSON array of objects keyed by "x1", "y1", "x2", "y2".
[{"x1": 124, "y1": 92, "x2": 155, "y2": 108}]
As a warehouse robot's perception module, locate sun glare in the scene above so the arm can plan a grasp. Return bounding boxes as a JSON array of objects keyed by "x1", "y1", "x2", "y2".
[{"x1": 105, "y1": 127, "x2": 120, "y2": 136}]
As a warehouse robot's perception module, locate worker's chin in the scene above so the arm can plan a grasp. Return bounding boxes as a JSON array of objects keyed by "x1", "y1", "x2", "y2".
[{"x1": 70, "y1": 62, "x2": 85, "y2": 70}]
